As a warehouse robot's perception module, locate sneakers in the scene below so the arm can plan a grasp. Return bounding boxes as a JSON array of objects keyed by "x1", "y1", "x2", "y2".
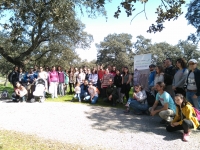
[{"x1": 183, "y1": 133, "x2": 189, "y2": 142}]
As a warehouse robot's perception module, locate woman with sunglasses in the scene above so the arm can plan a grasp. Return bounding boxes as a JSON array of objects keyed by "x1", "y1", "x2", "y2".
[{"x1": 185, "y1": 59, "x2": 200, "y2": 110}]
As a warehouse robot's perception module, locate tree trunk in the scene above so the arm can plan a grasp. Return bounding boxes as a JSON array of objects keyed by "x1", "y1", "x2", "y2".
[{"x1": 4, "y1": 74, "x2": 9, "y2": 86}]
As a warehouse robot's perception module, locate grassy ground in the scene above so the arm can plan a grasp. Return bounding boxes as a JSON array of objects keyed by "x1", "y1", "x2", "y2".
[{"x1": 0, "y1": 130, "x2": 89, "y2": 150}]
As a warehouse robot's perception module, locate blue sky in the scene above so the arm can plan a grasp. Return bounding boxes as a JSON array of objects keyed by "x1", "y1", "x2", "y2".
[{"x1": 76, "y1": 0, "x2": 198, "y2": 61}]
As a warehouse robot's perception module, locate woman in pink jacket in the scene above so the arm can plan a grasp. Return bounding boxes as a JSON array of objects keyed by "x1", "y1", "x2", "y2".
[{"x1": 49, "y1": 66, "x2": 59, "y2": 99}]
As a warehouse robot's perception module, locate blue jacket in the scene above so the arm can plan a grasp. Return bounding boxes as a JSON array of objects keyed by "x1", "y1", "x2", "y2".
[{"x1": 148, "y1": 71, "x2": 156, "y2": 87}]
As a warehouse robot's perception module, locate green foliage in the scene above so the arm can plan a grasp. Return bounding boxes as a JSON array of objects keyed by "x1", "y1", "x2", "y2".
[
  {"x1": 96, "y1": 33, "x2": 134, "y2": 70},
  {"x1": 0, "y1": 0, "x2": 93, "y2": 68},
  {"x1": 185, "y1": 0, "x2": 200, "y2": 43}
]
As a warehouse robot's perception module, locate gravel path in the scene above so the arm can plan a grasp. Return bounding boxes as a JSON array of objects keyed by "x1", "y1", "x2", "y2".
[{"x1": 0, "y1": 100, "x2": 200, "y2": 150}]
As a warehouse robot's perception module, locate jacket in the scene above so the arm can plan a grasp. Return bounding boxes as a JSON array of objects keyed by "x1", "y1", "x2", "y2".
[
  {"x1": 172, "y1": 103, "x2": 200, "y2": 129},
  {"x1": 106, "y1": 84, "x2": 118, "y2": 99},
  {"x1": 186, "y1": 68, "x2": 200, "y2": 96},
  {"x1": 164, "y1": 66, "x2": 176, "y2": 86},
  {"x1": 114, "y1": 74, "x2": 122, "y2": 87}
]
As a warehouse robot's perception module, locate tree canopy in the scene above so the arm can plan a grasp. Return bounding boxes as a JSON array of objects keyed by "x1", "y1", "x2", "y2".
[{"x1": 0, "y1": 0, "x2": 95, "y2": 68}]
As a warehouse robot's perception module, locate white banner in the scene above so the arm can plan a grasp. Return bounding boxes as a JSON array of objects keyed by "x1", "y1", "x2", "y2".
[
  {"x1": 133, "y1": 53, "x2": 152, "y2": 90},
  {"x1": 134, "y1": 53, "x2": 151, "y2": 70}
]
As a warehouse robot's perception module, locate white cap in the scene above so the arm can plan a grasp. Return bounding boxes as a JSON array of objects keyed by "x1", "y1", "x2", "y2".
[{"x1": 188, "y1": 59, "x2": 197, "y2": 63}]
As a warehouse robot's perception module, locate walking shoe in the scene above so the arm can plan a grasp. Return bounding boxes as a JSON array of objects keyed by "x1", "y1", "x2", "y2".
[{"x1": 183, "y1": 133, "x2": 189, "y2": 142}]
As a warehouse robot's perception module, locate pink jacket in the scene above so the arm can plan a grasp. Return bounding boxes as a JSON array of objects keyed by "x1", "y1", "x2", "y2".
[{"x1": 49, "y1": 71, "x2": 59, "y2": 83}]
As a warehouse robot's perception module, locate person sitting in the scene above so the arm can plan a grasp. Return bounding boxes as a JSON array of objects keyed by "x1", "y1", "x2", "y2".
[
  {"x1": 14, "y1": 82, "x2": 27, "y2": 103},
  {"x1": 166, "y1": 94, "x2": 200, "y2": 142},
  {"x1": 149, "y1": 82, "x2": 176, "y2": 125},
  {"x1": 83, "y1": 81, "x2": 98, "y2": 104},
  {"x1": 124, "y1": 85, "x2": 147, "y2": 115},
  {"x1": 103, "y1": 78, "x2": 118, "y2": 106},
  {"x1": 80, "y1": 80, "x2": 89, "y2": 100}
]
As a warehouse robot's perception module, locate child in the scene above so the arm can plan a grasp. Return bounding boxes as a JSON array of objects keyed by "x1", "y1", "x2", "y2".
[
  {"x1": 166, "y1": 94, "x2": 200, "y2": 142},
  {"x1": 14, "y1": 82, "x2": 27, "y2": 103},
  {"x1": 71, "y1": 82, "x2": 81, "y2": 102},
  {"x1": 124, "y1": 85, "x2": 145, "y2": 113}
]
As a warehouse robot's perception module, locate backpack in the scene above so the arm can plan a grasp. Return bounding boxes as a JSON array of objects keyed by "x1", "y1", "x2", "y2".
[
  {"x1": 193, "y1": 107, "x2": 200, "y2": 121},
  {"x1": 145, "y1": 91, "x2": 155, "y2": 107},
  {"x1": 8, "y1": 71, "x2": 13, "y2": 82}
]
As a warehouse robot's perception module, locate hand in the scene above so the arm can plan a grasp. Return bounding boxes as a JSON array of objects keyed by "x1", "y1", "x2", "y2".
[
  {"x1": 172, "y1": 86, "x2": 176, "y2": 90},
  {"x1": 150, "y1": 110, "x2": 157, "y2": 116},
  {"x1": 109, "y1": 95, "x2": 112, "y2": 100},
  {"x1": 193, "y1": 94, "x2": 198, "y2": 99},
  {"x1": 171, "y1": 122, "x2": 179, "y2": 126},
  {"x1": 160, "y1": 72, "x2": 164, "y2": 75}
]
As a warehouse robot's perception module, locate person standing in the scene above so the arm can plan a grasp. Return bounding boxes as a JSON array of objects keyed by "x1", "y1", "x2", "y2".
[
  {"x1": 49, "y1": 66, "x2": 59, "y2": 99},
  {"x1": 8, "y1": 66, "x2": 19, "y2": 87},
  {"x1": 64, "y1": 69, "x2": 69, "y2": 95},
  {"x1": 148, "y1": 64, "x2": 156, "y2": 90},
  {"x1": 172, "y1": 58, "x2": 188, "y2": 97},
  {"x1": 164, "y1": 58, "x2": 176, "y2": 99},
  {"x1": 57, "y1": 66, "x2": 65, "y2": 96},
  {"x1": 114, "y1": 69, "x2": 122, "y2": 103},
  {"x1": 186, "y1": 59, "x2": 200, "y2": 110},
  {"x1": 120, "y1": 67, "x2": 132, "y2": 103}
]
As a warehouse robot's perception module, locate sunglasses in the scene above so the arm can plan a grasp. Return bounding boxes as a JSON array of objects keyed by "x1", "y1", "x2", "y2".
[{"x1": 189, "y1": 63, "x2": 196, "y2": 65}]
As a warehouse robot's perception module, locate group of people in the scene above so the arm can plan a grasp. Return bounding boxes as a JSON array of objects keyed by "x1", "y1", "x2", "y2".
[
  {"x1": 8, "y1": 57, "x2": 200, "y2": 141},
  {"x1": 125, "y1": 58, "x2": 200, "y2": 142}
]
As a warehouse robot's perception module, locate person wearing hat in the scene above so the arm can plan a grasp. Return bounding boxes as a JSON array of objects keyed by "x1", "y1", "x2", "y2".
[
  {"x1": 148, "y1": 64, "x2": 156, "y2": 90},
  {"x1": 186, "y1": 59, "x2": 200, "y2": 110}
]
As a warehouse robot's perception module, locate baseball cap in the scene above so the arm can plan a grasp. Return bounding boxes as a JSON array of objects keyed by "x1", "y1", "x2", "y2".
[
  {"x1": 188, "y1": 59, "x2": 197, "y2": 64},
  {"x1": 149, "y1": 64, "x2": 156, "y2": 68}
]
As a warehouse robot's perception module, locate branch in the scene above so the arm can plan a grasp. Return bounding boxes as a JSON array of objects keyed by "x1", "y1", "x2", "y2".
[
  {"x1": 34, "y1": 50, "x2": 52, "y2": 61},
  {"x1": 130, "y1": 10, "x2": 144, "y2": 24},
  {"x1": 161, "y1": 0, "x2": 168, "y2": 11},
  {"x1": 144, "y1": 3, "x2": 148, "y2": 20}
]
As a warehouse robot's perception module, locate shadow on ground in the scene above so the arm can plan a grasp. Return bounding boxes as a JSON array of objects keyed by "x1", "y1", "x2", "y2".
[{"x1": 84, "y1": 104, "x2": 185, "y2": 141}]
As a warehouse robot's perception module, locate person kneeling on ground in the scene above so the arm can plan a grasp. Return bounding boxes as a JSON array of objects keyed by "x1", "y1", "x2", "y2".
[
  {"x1": 80, "y1": 80, "x2": 89, "y2": 100},
  {"x1": 149, "y1": 82, "x2": 176, "y2": 125},
  {"x1": 83, "y1": 81, "x2": 98, "y2": 104},
  {"x1": 103, "y1": 78, "x2": 118, "y2": 106},
  {"x1": 14, "y1": 82, "x2": 27, "y2": 103},
  {"x1": 166, "y1": 94, "x2": 200, "y2": 142},
  {"x1": 124, "y1": 85, "x2": 147, "y2": 114}
]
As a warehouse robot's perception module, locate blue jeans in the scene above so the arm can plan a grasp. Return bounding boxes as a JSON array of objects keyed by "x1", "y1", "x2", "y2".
[
  {"x1": 129, "y1": 100, "x2": 149, "y2": 114},
  {"x1": 186, "y1": 91, "x2": 200, "y2": 110},
  {"x1": 73, "y1": 93, "x2": 81, "y2": 101},
  {"x1": 84, "y1": 95, "x2": 98, "y2": 104}
]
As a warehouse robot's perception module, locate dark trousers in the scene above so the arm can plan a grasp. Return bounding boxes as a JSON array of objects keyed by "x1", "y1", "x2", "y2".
[
  {"x1": 121, "y1": 83, "x2": 131, "y2": 102},
  {"x1": 166, "y1": 119, "x2": 194, "y2": 133},
  {"x1": 69, "y1": 83, "x2": 74, "y2": 94},
  {"x1": 174, "y1": 87, "x2": 186, "y2": 97}
]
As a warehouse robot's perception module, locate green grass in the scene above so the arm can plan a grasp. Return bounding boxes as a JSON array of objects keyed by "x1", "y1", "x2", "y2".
[
  {"x1": 46, "y1": 87, "x2": 133, "y2": 110},
  {"x1": 0, "y1": 130, "x2": 88, "y2": 150}
]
